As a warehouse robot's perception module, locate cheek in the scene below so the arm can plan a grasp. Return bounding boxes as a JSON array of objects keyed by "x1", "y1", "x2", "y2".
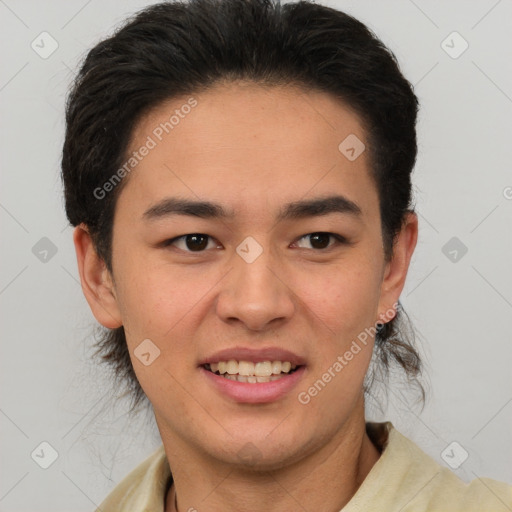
[
  {"x1": 112, "y1": 255, "x2": 184, "y2": 338},
  {"x1": 113, "y1": 253, "x2": 228, "y2": 354},
  {"x1": 114, "y1": 261, "x2": 202, "y2": 400},
  {"x1": 295, "y1": 264, "x2": 381, "y2": 414},
  {"x1": 297, "y1": 260, "x2": 383, "y2": 343}
]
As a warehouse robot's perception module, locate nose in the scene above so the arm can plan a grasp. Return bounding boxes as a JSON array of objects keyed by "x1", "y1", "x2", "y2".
[{"x1": 215, "y1": 244, "x2": 296, "y2": 331}]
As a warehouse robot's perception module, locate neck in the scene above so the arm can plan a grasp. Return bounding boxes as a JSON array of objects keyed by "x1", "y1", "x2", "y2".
[{"x1": 161, "y1": 406, "x2": 380, "y2": 512}]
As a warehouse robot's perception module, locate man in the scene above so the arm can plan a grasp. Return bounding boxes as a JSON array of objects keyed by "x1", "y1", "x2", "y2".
[{"x1": 62, "y1": 0, "x2": 512, "y2": 510}]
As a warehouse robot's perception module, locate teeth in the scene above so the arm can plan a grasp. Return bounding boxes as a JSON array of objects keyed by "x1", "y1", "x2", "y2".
[
  {"x1": 219, "y1": 373, "x2": 288, "y2": 383},
  {"x1": 206, "y1": 360, "x2": 298, "y2": 377},
  {"x1": 255, "y1": 361, "x2": 272, "y2": 376},
  {"x1": 271, "y1": 361, "x2": 282, "y2": 374},
  {"x1": 226, "y1": 360, "x2": 238, "y2": 375},
  {"x1": 238, "y1": 361, "x2": 255, "y2": 376}
]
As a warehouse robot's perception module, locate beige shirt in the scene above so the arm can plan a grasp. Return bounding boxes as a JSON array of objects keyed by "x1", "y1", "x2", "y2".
[{"x1": 96, "y1": 422, "x2": 512, "y2": 511}]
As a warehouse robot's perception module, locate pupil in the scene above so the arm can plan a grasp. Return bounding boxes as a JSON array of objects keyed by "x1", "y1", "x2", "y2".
[
  {"x1": 310, "y1": 233, "x2": 330, "y2": 249},
  {"x1": 186, "y1": 234, "x2": 208, "y2": 251}
]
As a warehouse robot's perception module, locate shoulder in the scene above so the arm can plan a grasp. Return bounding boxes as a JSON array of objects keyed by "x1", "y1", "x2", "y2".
[
  {"x1": 344, "y1": 422, "x2": 512, "y2": 512},
  {"x1": 95, "y1": 445, "x2": 171, "y2": 512}
]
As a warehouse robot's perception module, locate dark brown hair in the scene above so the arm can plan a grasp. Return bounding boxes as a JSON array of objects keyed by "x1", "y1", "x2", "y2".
[{"x1": 62, "y1": 0, "x2": 425, "y2": 411}]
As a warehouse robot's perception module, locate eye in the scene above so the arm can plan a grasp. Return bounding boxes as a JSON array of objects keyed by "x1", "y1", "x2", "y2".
[
  {"x1": 163, "y1": 233, "x2": 220, "y2": 252},
  {"x1": 162, "y1": 232, "x2": 348, "y2": 253},
  {"x1": 293, "y1": 232, "x2": 347, "y2": 250}
]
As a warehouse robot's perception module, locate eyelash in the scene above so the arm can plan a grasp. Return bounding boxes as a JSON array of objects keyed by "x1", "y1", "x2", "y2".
[{"x1": 162, "y1": 232, "x2": 349, "y2": 253}]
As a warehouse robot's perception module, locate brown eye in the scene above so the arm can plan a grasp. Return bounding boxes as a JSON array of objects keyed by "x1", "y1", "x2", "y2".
[
  {"x1": 294, "y1": 232, "x2": 346, "y2": 250},
  {"x1": 164, "y1": 233, "x2": 216, "y2": 252},
  {"x1": 184, "y1": 234, "x2": 209, "y2": 251}
]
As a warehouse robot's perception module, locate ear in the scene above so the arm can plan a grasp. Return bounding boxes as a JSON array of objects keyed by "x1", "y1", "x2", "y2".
[
  {"x1": 377, "y1": 211, "x2": 418, "y2": 323},
  {"x1": 73, "y1": 224, "x2": 122, "y2": 329}
]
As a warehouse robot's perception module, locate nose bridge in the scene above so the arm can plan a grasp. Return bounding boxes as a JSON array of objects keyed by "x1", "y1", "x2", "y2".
[{"x1": 216, "y1": 237, "x2": 295, "y2": 330}]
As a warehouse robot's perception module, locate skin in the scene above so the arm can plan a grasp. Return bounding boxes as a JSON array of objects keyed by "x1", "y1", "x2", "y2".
[{"x1": 74, "y1": 81, "x2": 417, "y2": 512}]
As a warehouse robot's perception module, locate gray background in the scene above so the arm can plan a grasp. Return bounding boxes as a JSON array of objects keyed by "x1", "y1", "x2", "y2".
[{"x1": 1, "y1": 0, "x2": 511, "y2": 510}]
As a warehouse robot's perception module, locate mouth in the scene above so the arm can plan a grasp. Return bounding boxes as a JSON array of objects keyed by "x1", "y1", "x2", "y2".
[
  {"x1": 200, "y1": 359, "x2": 306, "y2": 403},
  {"x1": 202, "y1": 360, "x2": 301, "y2": 383}
]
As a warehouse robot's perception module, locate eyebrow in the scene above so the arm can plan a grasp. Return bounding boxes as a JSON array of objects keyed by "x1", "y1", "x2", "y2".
[{"x1": 142, "y1": 195, "x2": 362, "y2": 222}]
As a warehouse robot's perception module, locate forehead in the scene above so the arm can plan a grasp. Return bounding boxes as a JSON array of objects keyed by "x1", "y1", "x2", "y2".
[
  {"x1": 131, "y1": 81, "x2": 366, "y2": 154},
  {"x1": 117, "y1": 81, "x2": 377, "y2": 222}
]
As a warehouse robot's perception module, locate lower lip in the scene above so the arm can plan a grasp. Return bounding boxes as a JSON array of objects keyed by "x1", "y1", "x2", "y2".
[{"x1": 199, "y1": 366, "x2": 306, "y2": 404}]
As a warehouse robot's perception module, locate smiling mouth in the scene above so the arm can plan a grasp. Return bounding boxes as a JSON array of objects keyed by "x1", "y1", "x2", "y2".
[{"x1": 203, "y1": 360, "x2": 301, "y2": 383}]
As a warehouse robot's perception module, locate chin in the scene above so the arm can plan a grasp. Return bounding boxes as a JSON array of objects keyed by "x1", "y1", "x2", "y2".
[{"x1": 202, "y1": 432, "x2": 312, "y2": 472}]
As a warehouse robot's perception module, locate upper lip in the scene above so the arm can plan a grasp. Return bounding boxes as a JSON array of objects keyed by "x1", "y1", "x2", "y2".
[{"x1": 199, "y1": 346, "x2": 306, "y2": 366}]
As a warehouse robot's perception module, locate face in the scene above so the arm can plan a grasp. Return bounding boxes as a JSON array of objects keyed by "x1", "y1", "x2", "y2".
[{"x1": 76, "y1": 81, "x2": 417, "y2": 471}]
